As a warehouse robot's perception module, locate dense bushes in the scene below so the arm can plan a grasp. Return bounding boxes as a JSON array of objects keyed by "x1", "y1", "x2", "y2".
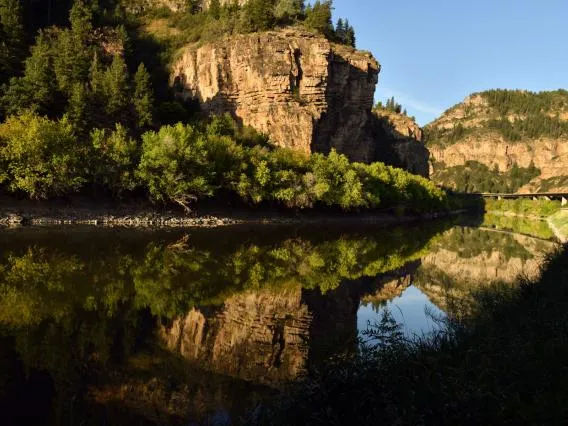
[
  {"x1": 0, "y1": 112, "x2": 86, "y2": 198},
  {"x1": 0, "y1": 112, "x2": 447, "y2": 211}
]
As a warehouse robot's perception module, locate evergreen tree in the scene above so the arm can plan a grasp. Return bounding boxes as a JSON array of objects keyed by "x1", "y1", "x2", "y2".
[
  {"x1": 344, "y1": 19, "x2": 355, "y2": 47},
  {"x1": 68, "y1": 82, "x2": 88, "y2": 133},
  {"x1": 0, "y1": 0, "x2": 26, "y2": 82},
  {"x1": 274, "y1": 0, "x2": 304, "y2": 23},
  {"x1": 209, "y1": 0, "x2": 221, "y2": 19},
  {"x1": 304, "y1": 0, "x2": 333, "y2": 38},
  {"x1": 240, "y1": 0, "x2": 276, "y2": 32},
  {"x1": 103, "y1": 54, "x2": 129, "y2": 125},
  {"x1": 2, "y1": 32, "x2": 57, "y2": 115},
  {"x1": 53, "y1": 1, "x2": 93, "y2": 94},
  {"x1": 89, "y1": 51, "x2": 104, "y2": 95},
  {"x1": 133, "y1": 63, "x2": 154, "y2": 129}
]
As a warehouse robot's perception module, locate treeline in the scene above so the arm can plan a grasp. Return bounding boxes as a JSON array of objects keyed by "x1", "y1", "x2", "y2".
[
  {"x1": 481, "y1": 89, "x2": 568, "y2": 116},
  {"x1": 432, "y1": 160, "x2": 540, "y2": 193},
  {"x1": 375, "y1": 96, "x2": 406, "y2": 115},
  {"x1": 147, "y1": 0, "x2": 356, "y2": 48},
  {"x1": 426, "y1": 89, "x2": 568, "y2": 146},
  {"x1": 0, "y1": 1, "x2": 445, "y2": 214},
  {"x1": 0, "y1": 112, "x2": 446, "y2": 212}
]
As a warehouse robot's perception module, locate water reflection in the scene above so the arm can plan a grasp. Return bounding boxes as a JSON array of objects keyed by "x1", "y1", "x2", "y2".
[{"x1": 0, "y1": 219, "x2": 557, "y2": 425}]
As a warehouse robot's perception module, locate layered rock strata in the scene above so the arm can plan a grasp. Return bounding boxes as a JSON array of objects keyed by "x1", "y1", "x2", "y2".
[
  {"x1": 427, "y1": 93, "x2": 568, "y2": 192},
  {"x1": 171, "y1": 29, "x2": 381, "y2": 163}
]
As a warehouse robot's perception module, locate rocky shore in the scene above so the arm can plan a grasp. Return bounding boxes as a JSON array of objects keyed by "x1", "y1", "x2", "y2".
[{"x1": 0, "y1": 199, "x2": 456, "y2": 229}]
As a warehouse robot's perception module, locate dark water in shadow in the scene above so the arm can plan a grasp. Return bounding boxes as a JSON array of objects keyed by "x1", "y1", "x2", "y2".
[{"x1": 0, "y1": 219, "x2": 557, "y2": 425}]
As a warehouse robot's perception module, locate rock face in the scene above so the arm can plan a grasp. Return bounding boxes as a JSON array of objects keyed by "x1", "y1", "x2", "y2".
[
  {"x1": 159, "y1": 262, "x2": 421, "y2": 386},
  {"x1": 172, "y1": 29, "x2": 381, "y2": 163},
  {"x1": 373, "y1": 109, "x2": 429, "y2": 177},
  {"x1": 426, "y1": 92, "x2": 568, "y2": 192},
  {"x1": 415, "y1": 227, "x2": 556, "y2": 313},
  {"x1": 160, "y1": 287, "x2": 311, "y2": 385}
]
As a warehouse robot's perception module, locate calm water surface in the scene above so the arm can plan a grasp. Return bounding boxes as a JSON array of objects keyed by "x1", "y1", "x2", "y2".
[{"x1": 0, "y1": 218, "x2": 557, "y2": 425}]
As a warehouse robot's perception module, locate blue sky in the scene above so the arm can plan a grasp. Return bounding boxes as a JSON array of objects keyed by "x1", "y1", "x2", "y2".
[{"x1": 330, "y1": 0, "x2": 568, "y2": 125}]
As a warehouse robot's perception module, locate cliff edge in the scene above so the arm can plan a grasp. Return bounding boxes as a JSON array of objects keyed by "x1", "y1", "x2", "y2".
[{"x1": 171, "y1": 28, "x2": 381, "y2": 163}]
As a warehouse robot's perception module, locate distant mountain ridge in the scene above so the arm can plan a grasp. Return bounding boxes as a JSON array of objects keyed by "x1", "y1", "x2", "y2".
[{"x1": 425, "y1": 90, "x2": 568, "y2": 193}]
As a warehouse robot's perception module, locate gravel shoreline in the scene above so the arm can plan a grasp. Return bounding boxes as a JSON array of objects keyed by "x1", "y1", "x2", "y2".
[{"x1": 0, "y1": 206, "x2": 458, "y2": 229}]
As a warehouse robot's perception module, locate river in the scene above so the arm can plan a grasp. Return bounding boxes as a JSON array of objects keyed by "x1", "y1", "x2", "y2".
[{"x1": 0, "y1": 217, "x2": 558, "y2": 425}]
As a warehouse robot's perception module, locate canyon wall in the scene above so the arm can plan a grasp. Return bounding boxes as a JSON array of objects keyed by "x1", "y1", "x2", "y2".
[
  {"x1": 172, "y1": 29, "x2": 381, "y2": 162},
  {"x1": 426, "y1": 92, "x2": 568, "y2": 192}
]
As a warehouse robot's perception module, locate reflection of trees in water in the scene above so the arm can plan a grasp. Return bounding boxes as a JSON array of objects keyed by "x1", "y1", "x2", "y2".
[
  {"x1": 0, "y1": 224, "x2": 447, "y2": 424},
  {"x1": 414, "y1": 226, "x2": 557, "y2": 316}
]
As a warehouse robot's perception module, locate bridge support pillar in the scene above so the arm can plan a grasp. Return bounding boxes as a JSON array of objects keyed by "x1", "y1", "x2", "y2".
[
  {"x1": 543, "y1": 196, "x2": 551, "y2": 201},
  {"x1": 533, "y1": 197, "x2": 538, "y2": 201},
  {"x1": 562, "y1": 197, "x2": 567, "y2": 207},
  {"x1": 497, "y1": 196, "x2": 502, "y2": 200}
]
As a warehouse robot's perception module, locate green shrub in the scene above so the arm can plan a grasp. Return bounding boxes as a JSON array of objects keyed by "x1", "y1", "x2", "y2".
[
  {"x1": 90, "y1": 124, "x2": 139, "y2": 194},
  {"x1": 0, "y1": 111, "x2": 86, "y2": 198}
]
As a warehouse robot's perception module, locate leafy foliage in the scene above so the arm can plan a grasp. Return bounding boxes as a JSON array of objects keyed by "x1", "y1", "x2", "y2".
[
  {"x1": 136, "y1": 115, "x2": 447, "y2": 212},
  {"x1": 0, "y1": 112, "x2": 86, "y2": 198},
  {"x1": 432, "y1": 160, "x2": 540, "y2": 193}
]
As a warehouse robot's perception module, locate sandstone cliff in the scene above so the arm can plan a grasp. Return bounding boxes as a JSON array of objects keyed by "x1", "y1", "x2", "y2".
[
  {"x1": 426, "y1": 91, "x2": 568, "y2": 192},
  {"x1": 172, "y1": 29, "x2": 381, "y2": 162},
  {"x1": 160, "y1": 287, "x2": 311, "y2": 385},
  {"x1": 373, "y1": 109, "x2": 429, "y2": 177},
  {"x1": 415, "y1": 226, "x2": 556, "y2": 312}
]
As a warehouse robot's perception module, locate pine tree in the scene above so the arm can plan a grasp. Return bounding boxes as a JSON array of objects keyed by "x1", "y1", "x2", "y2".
[
  {"x1": 274, "y1": 0, "x2": 304, "y2": 23},
  {"x1": 89, "y1": 52, "x2": 104, "y2": 95},
  {"x1": 133, "y1": 63, "x2": 154, "y2": 129},
  {"x1": 240, "y1": 0, "x2": 276, "y2": 32},
  {"x1": 0, "y1": 0, "x2": 25, "y2": 82},
  {"x1": 344, "y1": 20, "x2": 356, "y2": 47},
  {"x1": 68, "y1": 82, "x2": 88, "y2": 133},
  {"x1": 53, "y1": 1, "x2": 93, "y2": 94},
  {"x1": 103, "y1": 54, "x2": 129, "y2": 124},
  {"x1": 2, "y1": 32, "x2": 56, "y2": 115},
  {"x1": 304, "y1": 0, "x2": 333, "y2": 38},
  {"x1": 209, "y1": 0, "x2": 221, "y2": 19}
]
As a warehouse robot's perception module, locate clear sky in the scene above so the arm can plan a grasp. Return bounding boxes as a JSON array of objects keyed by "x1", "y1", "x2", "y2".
[{"x1": 330, "y1": 0, "x2": 568, "y2": 125}]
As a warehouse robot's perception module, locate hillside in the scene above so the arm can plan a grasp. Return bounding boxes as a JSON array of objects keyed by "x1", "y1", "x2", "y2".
[
  {"x1": 425, "y1": 90, "x2": 568, "y2": 193},
  {"x1": 0, "y1": 0, "x2": 443, "y2": 214}
]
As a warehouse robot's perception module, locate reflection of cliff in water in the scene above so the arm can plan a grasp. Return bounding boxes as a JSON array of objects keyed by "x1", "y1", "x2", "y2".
[
  {"x1": 414, "y1": 226, "x2": 558, "y2": 313},
  {"x1": 160, "y1": 261, "x2": 421, "y2": 385},
  {"x1": 0, "y1": 223, "x2": 445, "y2": 425}
]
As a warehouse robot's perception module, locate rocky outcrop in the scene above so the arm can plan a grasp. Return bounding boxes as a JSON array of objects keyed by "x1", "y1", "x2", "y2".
[
  {"x1": 171, "y1": 29, "x2": 381, "y2": 163},
  {"x1": 414, "y1": 227, "x2": 556, "y2": 312},
  {"x1": 160, "y1": 287, "x2": 312, "y2": 385},
  {"x1": 426, "y1": 92, "x2": 568, "y2": 192},
  {"x1": 373, "y1": 109, "x2": 429, "y2": 177}
]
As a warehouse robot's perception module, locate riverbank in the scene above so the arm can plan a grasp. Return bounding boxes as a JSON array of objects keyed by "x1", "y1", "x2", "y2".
[
  {"x1": 254, "y1": 243, "x2": 568, "y2": 425},
  {"x1": 548, "y1": 210, "x2": 568, "y2": 242},
  {"x1": 0, "y1": 196, "x2": 463, "y2": 228}
]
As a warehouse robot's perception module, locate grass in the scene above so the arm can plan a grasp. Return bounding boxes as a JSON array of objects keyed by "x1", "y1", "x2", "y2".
[
  {"x1": 252, "y1": 244, "x2": 568, "y2": 425},
  {"x1": 485, "y1": 198, "x2": 562, "y2": 218}
]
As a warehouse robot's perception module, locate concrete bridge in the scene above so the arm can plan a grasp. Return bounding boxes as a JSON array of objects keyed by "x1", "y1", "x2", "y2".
[{"x1": 474, "y1": 192, "x2": 568, "y2": 206}]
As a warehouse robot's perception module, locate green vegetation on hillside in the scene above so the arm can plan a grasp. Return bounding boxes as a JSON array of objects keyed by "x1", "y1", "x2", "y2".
[
  {"x1": 432, "y1": 160, "x2": 540, "y2": 193},
  {"x1": 426, "y1": 89, "x2": 568, "y2": 147},
  {"x1": 0, "y1": 1, "x2": 447, "y2": 214},
  {"x1": 256, "y1": 243, "x2": 568, "y2": 425}
]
